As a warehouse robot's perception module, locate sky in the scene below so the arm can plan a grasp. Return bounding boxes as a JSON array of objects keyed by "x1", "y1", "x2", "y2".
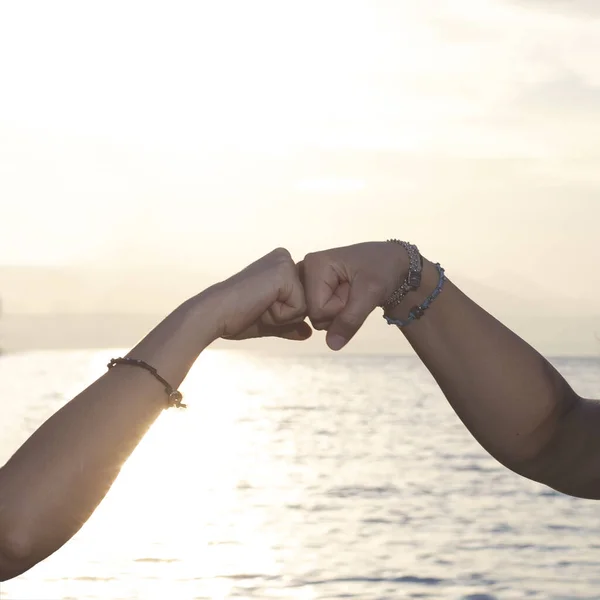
[{"x1": 0, "y1": 0, "x2": 600, "y2": 348}]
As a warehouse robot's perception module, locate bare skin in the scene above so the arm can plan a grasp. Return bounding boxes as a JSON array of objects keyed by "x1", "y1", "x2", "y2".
[
  {"x1": 2, "y1": 240, "x2": 596, "y2": 581},
  {"x1": 0, "y1": 248, "x2": 311, "y2": 581},
  {"x1": 300, "y1": 241, "x2": 599, "y2": 500}
]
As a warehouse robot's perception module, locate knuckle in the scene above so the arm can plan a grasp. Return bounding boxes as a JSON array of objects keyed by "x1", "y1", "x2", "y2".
[
  {"x1": 310, "y1": 319, "x2": 329, "y2": 331},
  {"x1": 294, "y1": 297, "x2": 307, "y2": 315},
  {"x1": 361, "y1": 276, "x2": 385, "y2": 302},
  {"x1": 261, "y1": 310, "x2": 276, "y2": 327},
  {"x1": 271, "y1": 311, "x2": 287, "y2": 325},
  {"x1": 302, "y1": 251, "x2": 322, "y2": 268},
  {"x1": 298, "y1": 303, "x2": 308, "y2": 319},
  {"x1": 289, "y1": 295, "x2": 308, "y2": 318},
  {"x1": 273, "y1": 251, "x2": 296, "y2": 276},
  {"x1": 341, "y1": 311, "x2": 362, "y2": 327},
  {"x1": 271, "y1": 247, "x2": 291, "y2": 260},
  {"x1": 306, "y1": 304, "x2": 326, "y2": 321}
]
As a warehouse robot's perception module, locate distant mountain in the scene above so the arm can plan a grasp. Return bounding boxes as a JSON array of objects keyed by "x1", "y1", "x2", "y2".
[
  {"x1": 1, "y1": 265, "x2": 598, "y2": 356},
  {"x1": 0, "y1": 264, "x2": 588, "y2": 317}
]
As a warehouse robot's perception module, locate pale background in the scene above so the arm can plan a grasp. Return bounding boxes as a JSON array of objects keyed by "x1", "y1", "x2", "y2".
[{"x1": 1, "y1": 0, "x2": 599, "y2": 354}]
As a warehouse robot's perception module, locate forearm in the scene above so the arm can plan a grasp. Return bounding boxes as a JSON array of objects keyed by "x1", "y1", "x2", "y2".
[
  {"x1": 0, "y1": 291, "x2": 219, "y2": 579},
  {"x1": 391, "y1": 259, "x2": 580, "y2": 481}
]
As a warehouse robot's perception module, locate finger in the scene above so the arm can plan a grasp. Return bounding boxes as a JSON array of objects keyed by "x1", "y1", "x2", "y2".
[
  {"x1": 301, "y1": 254, "x2": 346, "y2": 322},
  {"x1": 325, "y1": 272, "x2": 381, "y2": 351},
  {"x1": 296, "y1": 260, "x2": 305, "y2": 284},
  {"x1": 309, "y1": 318, "x2": 333, "y2": 331},
  {"x1": 260, "y1": 321, "x2": 313, "y2": 341},
  {"x1": 268, "y1": 297, "x2": 306, "y2": 324},
  {"x1": 225, "y1": 319, "x2": 313, "y2": 341},
  {"x1": 261, "y1": 310, "x2": 306, "y2": 327},
  {"x1": 222, "y1": 323, "x2": 260, "y2": 341},
  {"x1": 270, "y1": 267, "x2": 307, "y2": 323}
]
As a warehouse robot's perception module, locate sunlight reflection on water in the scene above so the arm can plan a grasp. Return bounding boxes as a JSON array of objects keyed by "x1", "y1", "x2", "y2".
[{"x1": 1, "y1": 350, "x2": 600, "y2": 599}]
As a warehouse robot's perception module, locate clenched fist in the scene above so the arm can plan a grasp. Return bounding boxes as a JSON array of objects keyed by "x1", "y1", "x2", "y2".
[
  {"x1": 299, "y1": 242, "x2": 409, "y2": 350},
  {"x1": 211, "y1": 248, "x2": 312, "y2": 341}
]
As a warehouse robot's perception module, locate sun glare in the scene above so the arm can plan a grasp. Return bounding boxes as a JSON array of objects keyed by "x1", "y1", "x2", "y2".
[
  {"x1": 3, "y1": 349, "x2": 298, "y2": 598},
  {"x1": 96, "y1": 350, "x2": 285, "y2": 566}
]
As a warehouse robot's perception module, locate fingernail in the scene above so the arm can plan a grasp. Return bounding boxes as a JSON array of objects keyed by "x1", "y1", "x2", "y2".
[{"x1": 328, "y1": 334, "x2": 347, "y2": 351}]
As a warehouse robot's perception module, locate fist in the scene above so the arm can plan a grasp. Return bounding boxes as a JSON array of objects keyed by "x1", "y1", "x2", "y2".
[
  {"x1": 299, "y1": 242, "x2": 408, "y2": 350},
  {"x1": 213, "y1": 248, "x2": 312, "y2": 341}
]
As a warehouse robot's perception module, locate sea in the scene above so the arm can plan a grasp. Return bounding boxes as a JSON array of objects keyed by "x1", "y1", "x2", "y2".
[{"x1": 1, "y1": 349, "x2": 600, "y2": 600}]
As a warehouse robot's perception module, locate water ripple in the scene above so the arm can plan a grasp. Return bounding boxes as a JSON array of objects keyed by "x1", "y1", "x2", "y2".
[{"x1": 2, "y1": 352, "x2": 600, "y2": 600}]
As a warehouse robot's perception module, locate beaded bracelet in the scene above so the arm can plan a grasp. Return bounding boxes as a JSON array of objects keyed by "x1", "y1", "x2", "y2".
[
  {"x1": 383, "y1": 263, "x2": 446, "y2": 328},
  {"x1": 107, "y1": 357, "x2": 186, "y2": 409},
  {"x1": 381, "y1": 240, "x2": 423, "y2": 311}
]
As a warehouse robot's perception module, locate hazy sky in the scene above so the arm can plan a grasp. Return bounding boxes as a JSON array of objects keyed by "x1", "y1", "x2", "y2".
[{"x1": 1, "y1": 0, "x2": 599, "y2": 302}]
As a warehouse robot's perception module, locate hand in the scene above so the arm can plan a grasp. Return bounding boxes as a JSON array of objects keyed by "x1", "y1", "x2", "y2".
[
  {"x1": 210, "y1": 248, "x2": 312, "y2": 341},
  {"x1": 299, "y1": 242, "x2": 408, "y2": 350}
]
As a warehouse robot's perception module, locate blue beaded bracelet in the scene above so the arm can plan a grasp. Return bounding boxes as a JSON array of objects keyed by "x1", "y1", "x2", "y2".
[{"x1": 383, "y1": 263, "x2": 446, "y2": 328}]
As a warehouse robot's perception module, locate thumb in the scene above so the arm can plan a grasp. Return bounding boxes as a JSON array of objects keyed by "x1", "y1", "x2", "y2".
[
  {"x1": 261, "y1": 321, "x2": 313, "y2": 341},
  {"x1": 325, "y1": 272, "x2": 381, "y2": 351}
]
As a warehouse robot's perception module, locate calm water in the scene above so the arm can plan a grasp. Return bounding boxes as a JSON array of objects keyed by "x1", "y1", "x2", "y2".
[{"x1": 1, "y1": 350, "x2": 600, "y2": 600}]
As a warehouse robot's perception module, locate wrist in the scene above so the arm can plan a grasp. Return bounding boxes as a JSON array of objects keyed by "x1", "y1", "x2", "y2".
[
  {"x1": 384, "y1": 257, "x2": 439, "y2": 321},
  {"x1": 379, "y1": 240, "x2": 411, "y2": 302},
  {"x1": 184, "y1": 286, "x2": 225, "y2": 346},
  {"x1": 125, "y1": 291, "x2": 222, "y2": 388}
]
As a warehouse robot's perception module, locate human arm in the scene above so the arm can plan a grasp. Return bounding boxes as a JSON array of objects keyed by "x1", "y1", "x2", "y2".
[
  {"x1": 300, "y1": 242, "x2": 599, "y2": 499},
  {"x1": 0, "y1": 248, "x2": 310, "y2": 581}
]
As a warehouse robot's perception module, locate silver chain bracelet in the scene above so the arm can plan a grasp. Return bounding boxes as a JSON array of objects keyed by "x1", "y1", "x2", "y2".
[{"x1": 381, "y1": 240, "x2": 423, "y2": 312}]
